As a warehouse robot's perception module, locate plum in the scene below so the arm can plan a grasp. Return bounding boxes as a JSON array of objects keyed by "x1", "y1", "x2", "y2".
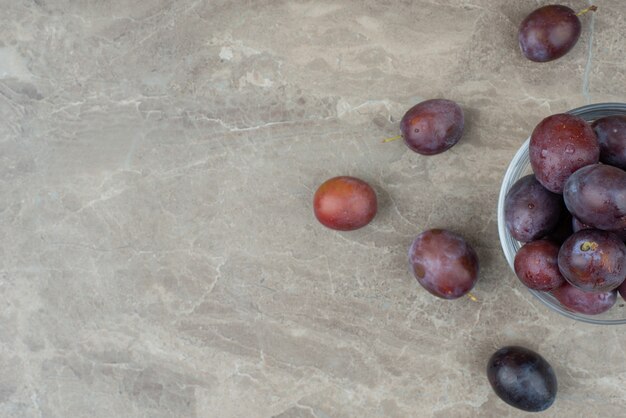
[
  {"x1": 529, "y1": 113, "x2": 599, "y2": 194},
  {"x1": 504, "y1": 175, "x2": 562, "y2": 242},
  {"x1": 408, "y1": 229, "x2": 478, "y2": 299},
  {"x1": 487, "y1": 346, "x2": 557, "y2": 412},
  {"x1": 563, "y1": 164, "x2": 626, "y2": 231},
  {"x1": 518, "y1": 5, "x2": 583, "y2": 62},
  {"x1": 557, "y1": 229, "x2": 626, "y2": 292},
  {"x1": 514, "y1": 240, "x2": 565, "y2": 291},
  {"x1": 400, "y1": 99, "x2": 464, "y2": 155},
  {"x1": 313, "y1": 176, "x2": 377, "y2": 231}
]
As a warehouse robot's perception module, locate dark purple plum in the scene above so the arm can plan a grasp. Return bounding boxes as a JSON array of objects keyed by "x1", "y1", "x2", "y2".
[
  {"x1": 487, "y1": 346, "x2": 557, "y2": 412},
  {"x1": 552, "y1": 283, "x2": 617, "y2": 315},
  {"x1": 514, "y1": 240, "x2": 565, "y2": 291},
  {"x1": 529, "y1": 114, "x2": 599, "y2": 194},
  {"x1": 563, "y1": 164, "x2": 626, "y2": 231},
  {"x1": 400, "y1": 99, "x2": 464, "y2": 155},
  {"x1": 557, "y1": 230, "x2": 626, "y2": 292},
  {"x1": 518, "y1": 5, "x2": 587, "y2": 62},
  {"x1": 504, "y1": 175, "x2": 562, "y2": 242},
  {"x1": 408, "y1": 229, "x2": 478, "y2": 299},
  {"x1": 592, "y1": 115, "x2": 626, "y2": 169}
]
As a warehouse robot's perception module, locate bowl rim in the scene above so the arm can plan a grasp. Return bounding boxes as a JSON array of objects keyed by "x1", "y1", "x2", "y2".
[{"x1": 498, "y1": 102, "x2": 626, "y2": 325}]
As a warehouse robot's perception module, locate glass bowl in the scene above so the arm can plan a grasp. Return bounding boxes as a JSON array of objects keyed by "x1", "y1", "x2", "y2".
[{"x1": 498, "y1": 102, "x2": 626, "y2": 325}]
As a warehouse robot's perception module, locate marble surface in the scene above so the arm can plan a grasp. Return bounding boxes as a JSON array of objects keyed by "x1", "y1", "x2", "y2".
[{"x1": 1, "y1": 0, "x2": 625, "y2": 417}]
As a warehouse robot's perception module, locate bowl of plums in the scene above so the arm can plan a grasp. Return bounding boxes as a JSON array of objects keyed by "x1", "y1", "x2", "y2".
[{"x1": 498, "y1": 103, "x2": 626, "y2": 324}]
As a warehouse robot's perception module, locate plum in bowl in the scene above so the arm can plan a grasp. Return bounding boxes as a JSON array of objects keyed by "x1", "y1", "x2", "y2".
[{"x1": 498, "y1": 103, "x2": 626, "y2": 325}]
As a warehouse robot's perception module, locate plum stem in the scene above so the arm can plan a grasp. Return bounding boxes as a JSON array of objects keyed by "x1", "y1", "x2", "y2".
[
  {"x1": 467, "y1": 292, "x2": 478, "y2": 302},
  {"x1": 576, "y1": 5, "x2": 597, "y2": 16},
  {"x1": 382, "y1": 135, "x2": 402, "y2": 143},
  {"x1": 580, "y1": 241, "x2": 598, "y2": 251}
]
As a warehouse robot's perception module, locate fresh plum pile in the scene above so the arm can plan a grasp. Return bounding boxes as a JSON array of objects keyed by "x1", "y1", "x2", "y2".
[
  {"x1": 506, "y1": 114, "x2": 626, "y2": 315},
  {"x1": 311, "y1": 4, "x2": 610, "y2": 414}
]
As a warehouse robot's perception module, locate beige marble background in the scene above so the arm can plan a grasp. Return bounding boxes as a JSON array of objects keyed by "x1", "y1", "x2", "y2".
[{"x1": 1, "y1": 0, "x2": 625, "y2": 417}]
